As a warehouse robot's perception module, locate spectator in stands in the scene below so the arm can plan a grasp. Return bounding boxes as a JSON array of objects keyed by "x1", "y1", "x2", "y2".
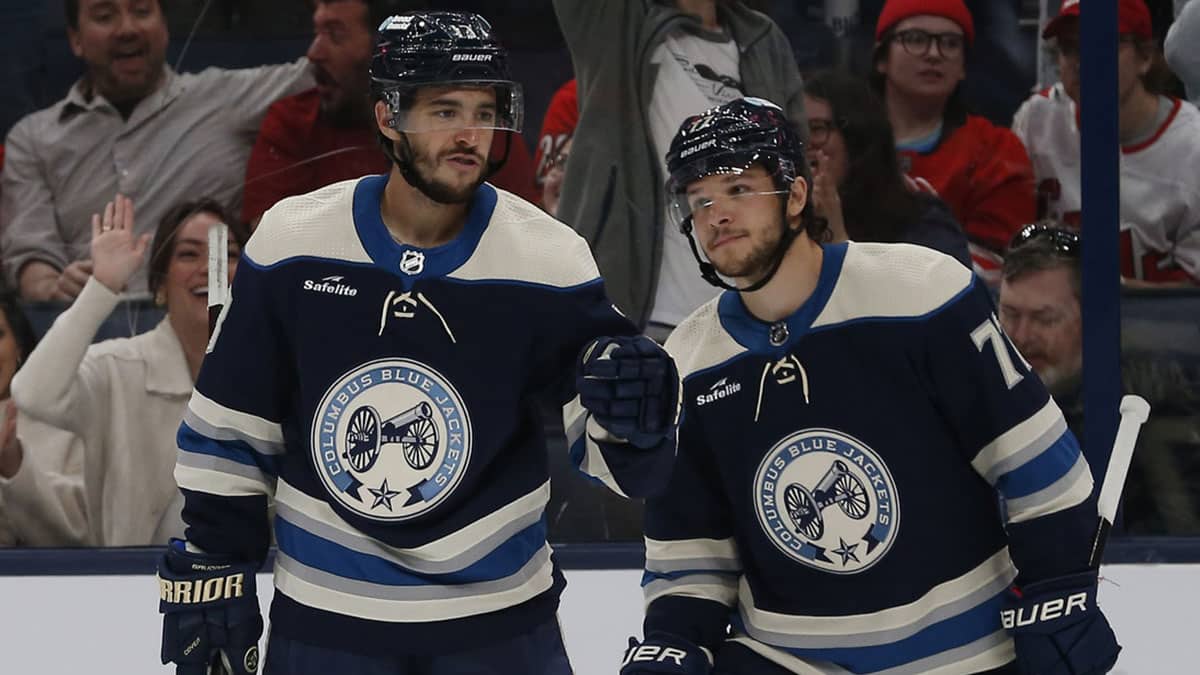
[
  {"x1": 541, "y1": 138, "x2": 573, "y2": 219},
  {"x1": 242, "y1": 0, "x2": 539, "y2": 226},
  {"x1": 998, "y1": 223, "x2": 1083, "y2": 436},
  {"x1": 1167, "y1": 0, "x2": 1200, "y2": 106},
  {"x1": 553, "y1": 0, "x2": 805, "y2": 340},
  {"x1": 1014, "y1": 0, "x2": 1200, "y2": 285},
  {"x1": 9, "y1": 195, "x2": 248, "y2": 546},
  {"x1": 0, "y1": 291, "x2": 88, "y2": 547},
  {"x1": 803, "y1": 69, "x2": 970, "y2": 266},
  {"x1": 0, "y1": 0, "x2": 309, "y2": 302},
  {"x1": 872, "y1": 0, "x2": 1036, "y2": 271},
  {"x1": 533, "y1": 78, "x2": 578, "y2": 217}
]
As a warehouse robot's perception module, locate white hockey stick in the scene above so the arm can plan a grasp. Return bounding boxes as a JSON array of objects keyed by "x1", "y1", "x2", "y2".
[
  {"x1": 1087, "y1": 395, "x2": 1151, "y2": 568},
  {"x1": 207, "y1": 220, "x2": 230, "y2": 337}
]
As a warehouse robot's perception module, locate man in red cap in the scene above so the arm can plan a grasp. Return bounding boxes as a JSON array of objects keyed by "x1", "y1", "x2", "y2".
[
  {"x1": 1013, "y1": 0, "x2": 1200, "y2": 285},
  {"x1": 872, "y1": 0, "x2": 1036, "y2": 283}
]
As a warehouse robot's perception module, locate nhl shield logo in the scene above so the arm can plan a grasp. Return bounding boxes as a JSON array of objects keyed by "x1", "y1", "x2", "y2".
[
  {"x1": 399, "y1": 250, "x2": 426, "y2": 276},
  {"x1": 753, "y1": 429, "x2": 899, "y2": 574},
  {"x1": 311, "y1": 358, "x2": 472, "y2": 521}
]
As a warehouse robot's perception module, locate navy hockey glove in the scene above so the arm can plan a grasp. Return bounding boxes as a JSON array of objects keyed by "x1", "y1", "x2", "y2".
[
  {"x1": 158, "y1": 539, "x2": 263, "y2": 675},
  {"x1": 577, "y1": 335, "x2": 680, "y2": 449},
  {"x1": 620, "y1": 634, "x2": 711, "y2": 675},
  {"x1": 1002, "y1": 571, "x2": 1120, "y2": 675}
]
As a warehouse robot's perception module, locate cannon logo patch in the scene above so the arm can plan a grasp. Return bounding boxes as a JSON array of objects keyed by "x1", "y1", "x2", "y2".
[
  {"x1": 753, "y1": 429, "x2": 899, "y2": 574},
  {"x1": 311, "y1": 359, "x2": 472, "y2": 521}
]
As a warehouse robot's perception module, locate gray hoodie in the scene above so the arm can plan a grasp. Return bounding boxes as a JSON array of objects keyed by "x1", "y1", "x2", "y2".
[
  {"x1": 553, "y1": 0, "x2": 806, "y2": 326},
  {"x1": 1168, "y1": 0, "x2": 1200, "y2": 106}
]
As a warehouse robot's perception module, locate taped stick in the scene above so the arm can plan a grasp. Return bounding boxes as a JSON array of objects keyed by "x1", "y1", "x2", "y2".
[
  {"x1": 1088, "y1": 395, "x2": 1151, "y2": 568},
  {"x1": 207, "y1": 220, "x2": 229, "y2": 337}
]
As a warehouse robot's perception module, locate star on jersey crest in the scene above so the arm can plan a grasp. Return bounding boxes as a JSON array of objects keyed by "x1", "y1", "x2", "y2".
[
  {"x1": 833, "y1": 537, "x2": 861, "y2": 566},
  {"x1": 369, "y1": 479, "x2": 402, "y2": 511}
]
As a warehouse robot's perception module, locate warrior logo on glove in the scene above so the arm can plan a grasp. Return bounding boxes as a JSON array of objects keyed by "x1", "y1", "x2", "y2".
[
  {"x1": 754, "y1": 429, "x2": 900, "y2": 573},
  {"x1": 311, "y1": 358, "x2": 473, "y2": 521}
]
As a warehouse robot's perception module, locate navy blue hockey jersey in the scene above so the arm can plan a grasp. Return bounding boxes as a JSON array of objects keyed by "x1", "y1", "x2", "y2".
[
  {"x1": 646, "y1": 242, "x2": 1096, "y2": 674},
  {"x1": 173, "y1": 176, "x2": 674, "y2": 654}
]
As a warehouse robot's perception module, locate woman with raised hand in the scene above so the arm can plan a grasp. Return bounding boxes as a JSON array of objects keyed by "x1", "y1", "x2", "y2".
[{"x1": 10, "y1": 195, "x2": 247, "y2": 546}]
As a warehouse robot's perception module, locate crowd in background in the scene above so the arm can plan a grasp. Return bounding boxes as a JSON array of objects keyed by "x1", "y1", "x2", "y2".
[{"x1": 0, "y1": 0, "x2": 1197, "y2": 547}]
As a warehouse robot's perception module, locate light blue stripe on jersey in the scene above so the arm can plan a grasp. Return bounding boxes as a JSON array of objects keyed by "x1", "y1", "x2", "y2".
[
  {"x1": 274, "y1": 516, "x2": 547, "y2": 587},
  {"x1": 177, "y1": 422, "x2": 281, "y2": 475},
  {"x1": 736, "y1": 589, "x2": 1007, "y2": 673},
  {"x1": 995, "y1": 432, "x2": 1080, "y2": 499},
  {"x1": 641, "y1": 568, "x2": 739, "y2": 586}
]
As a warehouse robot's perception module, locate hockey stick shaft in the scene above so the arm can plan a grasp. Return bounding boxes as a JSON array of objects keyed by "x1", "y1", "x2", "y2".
[
  {"x1": 207, "y1": 220, "x2": 230, "y2": 337},
  {"x1": 1087, "y1": 394, "x2": 1151, "y2": 568}
]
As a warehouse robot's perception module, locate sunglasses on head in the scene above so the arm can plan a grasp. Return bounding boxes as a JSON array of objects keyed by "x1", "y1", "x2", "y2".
[{"x1": 1009, "y1": 223, "x2": 1081, "y2": 258}]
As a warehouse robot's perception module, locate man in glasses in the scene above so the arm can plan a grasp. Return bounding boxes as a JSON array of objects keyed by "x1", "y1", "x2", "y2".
[
  {"x1": 871, "y1": 0, "x2": 1036, "y2": 282},
  {"x1": 999, "y1": 224, "x2": 1084, "y2": 437},
  {"x1": 1014, "y1": 0, "x2": 1200, "y2": 285}
]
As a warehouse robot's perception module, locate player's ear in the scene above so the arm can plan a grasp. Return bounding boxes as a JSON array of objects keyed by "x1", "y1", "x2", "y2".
[
  {"x1": 786, "y1": 176, "x2": 809, "y2": 220},
  {"x1": 375, "y1": 101, "x2": 403, "y2": 142}
]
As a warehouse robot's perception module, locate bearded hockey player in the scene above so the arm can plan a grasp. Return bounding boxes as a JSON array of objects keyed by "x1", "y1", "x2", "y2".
[
  {"x1": 156, "y1": 11, "x2": 679, "y2": 674},
  {"x1": 619, "y1": 97, "x2": 1119, "y2": 675}
]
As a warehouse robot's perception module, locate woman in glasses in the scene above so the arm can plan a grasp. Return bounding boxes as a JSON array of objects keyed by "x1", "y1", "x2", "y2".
[
  {"x1": 803, "y1": 69, "x2": 970, "y2": 267},
  {"x1": 871, "y1": 0, "x2": 1036, "y2": 276}
]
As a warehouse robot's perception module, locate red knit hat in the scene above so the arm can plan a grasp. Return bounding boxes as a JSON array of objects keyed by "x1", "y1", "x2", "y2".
[
  {"x1": 1042, "y1": 0, "x2": 1153, "y2": 40},
  {"x1": 875, "y1": 0, "x2": 976, "y2": 46}
]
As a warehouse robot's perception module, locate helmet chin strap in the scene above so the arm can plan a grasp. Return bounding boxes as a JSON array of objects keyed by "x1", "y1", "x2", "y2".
[{"x1": 682, "y1": 200, "x2": 800, "y2": 293}]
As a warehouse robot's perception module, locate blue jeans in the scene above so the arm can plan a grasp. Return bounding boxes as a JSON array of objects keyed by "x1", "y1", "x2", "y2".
[{"x1": 263, "y1": 617, "x2": 573, "y2": 675}]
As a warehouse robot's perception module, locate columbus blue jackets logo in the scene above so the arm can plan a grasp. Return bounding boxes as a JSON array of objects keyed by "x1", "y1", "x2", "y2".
[
  {"x1": 753, "y1": 429, "x2": 899, "y2": 574},
  {"x1": 311, "y1": 359, "x2": 472, "y2": 521}
]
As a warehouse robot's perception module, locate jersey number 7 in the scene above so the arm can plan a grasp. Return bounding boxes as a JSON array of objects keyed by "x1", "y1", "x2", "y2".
[{"x1": 970, "y1": 313, "x2": 1030, "y2": 390}]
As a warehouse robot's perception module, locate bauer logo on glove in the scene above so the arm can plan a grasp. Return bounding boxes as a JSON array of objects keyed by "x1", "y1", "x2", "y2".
[{"x1": 1001, "y1": 589, "x2": 1089, "y2": 629}]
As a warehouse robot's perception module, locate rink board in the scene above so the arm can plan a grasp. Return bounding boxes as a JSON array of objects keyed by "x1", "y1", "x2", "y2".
[{"x1": 0, "y1": 563, "x2": 1192, "y2": 674}]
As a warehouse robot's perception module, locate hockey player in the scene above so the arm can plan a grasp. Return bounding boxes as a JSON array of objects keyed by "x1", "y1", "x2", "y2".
[
  {"x1": 620, "y1": 97, "x2": 1119, "y2": 675},
  {"x1": 156, "y1": 11, "x2": 679, "y2": 675}
]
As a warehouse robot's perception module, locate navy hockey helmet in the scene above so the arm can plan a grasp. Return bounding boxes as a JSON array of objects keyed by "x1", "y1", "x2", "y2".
[
  {"x1": 370, "y1": 11, "x2": 524, "y2": 134},
  {"x1": 664, "y1": 97, "x2": 815, "y2": 292},
  {"x1": 665, "y1": 97, "x2": 807, "y2": 227}
]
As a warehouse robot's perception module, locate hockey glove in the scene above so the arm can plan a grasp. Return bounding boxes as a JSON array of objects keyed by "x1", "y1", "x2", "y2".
[
  {"x1": 1002, "y1": 570, "x2": 1120, "y2": 675},
  {"x1": 620, "y1": 634, "x2": 711, "y2": 675},
  {"x1": 577, "y1": 335, "x2": 680, "y2": 449},
  {"x1": 158, "y1": 539, "x2": 263, "y2": 675}
]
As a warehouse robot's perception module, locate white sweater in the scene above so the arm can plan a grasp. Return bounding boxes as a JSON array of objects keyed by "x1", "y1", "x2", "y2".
[{"x1": 10, "y1": 278, "x2": 192, "y2": 546}]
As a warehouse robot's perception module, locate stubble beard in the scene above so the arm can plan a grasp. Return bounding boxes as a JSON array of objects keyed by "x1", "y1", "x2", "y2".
[
  {"x1": 408, "y1": 145, "x2": 487, "y2": 205},
  {"x1": 711, "y1": 227, "x2": 782, "y2": 283}
]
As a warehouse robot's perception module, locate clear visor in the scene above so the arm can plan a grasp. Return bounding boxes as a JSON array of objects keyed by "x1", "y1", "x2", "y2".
[
  {"x1": 666, "y1": 157, "x2": 792, "y2": 232},
  {"x1": 384, "y1": 80, "x2": 524, "y2": 134}
]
